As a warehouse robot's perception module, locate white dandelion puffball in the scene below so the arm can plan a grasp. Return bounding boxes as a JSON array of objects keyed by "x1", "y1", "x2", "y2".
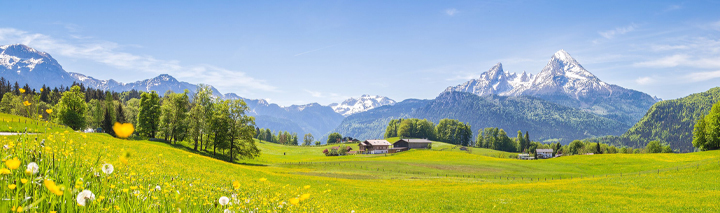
[
  {"x1": 224, "y1": 209, "x2": 232, "y2": 213},
  {"x1": 155, "y1": 185, "x2": 161, "y2": 191},
  {"x1": 76, "y1": 190, "x2": 96, "y2": 206},
  {"x1": 102, "y1": 163, "x2": 114, "y2": 174},
  {"x1": 26, "y1": 162, "x2": 39, "y2": 174},
  {"x1": 219, "y1": 196, "x2": 230, "y2": 206}
]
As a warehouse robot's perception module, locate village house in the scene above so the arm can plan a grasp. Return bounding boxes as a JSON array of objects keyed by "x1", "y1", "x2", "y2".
[
  {"x1": 391, "y1": 138, "x2": 433, "y2": 153},
  {"x1": 358, "y1": 140, "x2": 391, "y2": 154},
  {"x1": 536, "y1": 149, "x2": 554, "y2": 159}
]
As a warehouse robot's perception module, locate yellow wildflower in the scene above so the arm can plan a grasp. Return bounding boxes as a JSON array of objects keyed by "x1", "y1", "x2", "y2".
[
  {"x1": 259, "y1": 178, "x2": 267, "y2": 182},
  {"x1": 40, "y1": 88, "x2": 43, "y2": 92},
  {"x1": 46, "y1": 109, "x2": 53, "y2": 114},
  {"x1": 233, "y1": 181, "x2": 241, "y2": 189},
  {"x1": 289, "y1": 198, "x2": 299, "y2": 205},
  {"x1": 19, "y1": 88, "x2": 25, "y2": 93},
  {"x1": 44, "y1": 179, "x2": 64, "y2": 196},
  {"x1": 300, "y1": 193, "x2": 310, "y2": 201},
  {"x1": 8, "y1": 184, "x2": 16, "y2": 189},
  {"x1": 5, "y1": 157, "x2": 21, "y2": 170},
  {"x1": 304, "y1": 185, "x2": 311, "y2": 189},
  {"x1": 22, "y1": 101, "x2": 31, "y2": 106},
  {"x1": 0, "y1": 168, "x2": 10, "y2": 175},
  {"x1": 20, "y1": 179, "x2": 27, "y2": 184}
]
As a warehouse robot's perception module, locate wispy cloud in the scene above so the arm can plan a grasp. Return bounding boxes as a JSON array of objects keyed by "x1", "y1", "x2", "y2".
[
  {"x1": 635, "y1": 76, "x2": 655, "y2": 85},
  {"x1": 599, "y1": 24, "x2": 637, "y2": 39},
  {"x1": 635, "y1": 37, "x2": 720, "y2": 69},
  {"x1": 445, "y1": 8, "x2": 459, "y2": 16},
  {"x1": 0, "y1": 27, "x2": 276, "y2": 93},
  {"x1": 304, "y1": 89, "x2": 324, "y2": 98},
  {"x1": 685, "y1": 70, "x2": 720, "y2": 82}
]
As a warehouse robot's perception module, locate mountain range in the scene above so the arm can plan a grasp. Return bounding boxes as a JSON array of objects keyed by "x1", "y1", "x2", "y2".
[
  {"x1": 334, "y1": 50, "x2": 660, "y2": 143},
  {"x1": 6, "y1": 43, "x2": 691, "y2": 147},
  {"x1": 1, "y1": 43, "x2": 394, "y2": 139},
  {"x1": 445, "y1": 50, "x2": 660, "y2": 126}
]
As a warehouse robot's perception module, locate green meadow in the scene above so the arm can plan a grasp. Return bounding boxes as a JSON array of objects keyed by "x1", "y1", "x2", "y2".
[{"x1": 1, "y1": 114, "x2": 719, "y2": 212}]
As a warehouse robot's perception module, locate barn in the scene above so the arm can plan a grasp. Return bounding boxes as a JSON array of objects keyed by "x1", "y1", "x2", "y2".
[{"x1": 393, "y1": 138, "x2": 433, "y2": 150}]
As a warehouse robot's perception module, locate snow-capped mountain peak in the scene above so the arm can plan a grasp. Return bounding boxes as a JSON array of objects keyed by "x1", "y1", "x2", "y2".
[
  {"x1": 445, "y1": 62, "x2": 533, "y2": 96},
  {"x1": 329, "y1": 95, "x2": 396, "y2": 116}
]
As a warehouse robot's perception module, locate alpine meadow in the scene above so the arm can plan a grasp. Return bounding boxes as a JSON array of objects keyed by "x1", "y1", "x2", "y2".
[{"x1": 2, "y1": 1, "x2": 720, "y2": 212}]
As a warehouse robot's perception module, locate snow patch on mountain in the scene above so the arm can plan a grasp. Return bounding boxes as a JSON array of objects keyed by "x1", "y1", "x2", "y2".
[{"x1": 329, "y1": 95, "x2": 397, "y2": 116}]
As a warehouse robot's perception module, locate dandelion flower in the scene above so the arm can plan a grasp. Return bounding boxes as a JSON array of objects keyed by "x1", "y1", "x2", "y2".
[
  {"x1": 40, "y1": 88, "x2": 43, "y2": 92},
  {"x1": 0, "y1": 168, "x2": 10, "y2": 175},
  {"x1": 26, "y1": 162, "x2": 39, "y2": 174},
  {"x1": 219, "y1": 196, "x2": 230, "y2": 206},
  {"x1": 20, "y1": 179, "x2": 27, "y2": 184},
  {"x1": 76, "y1": 189, "x2": 96, "y2": 206},
  {"x1": 8, "y1": 184, "x2": 16, "y2": 189},
  {"x1": 44, "y1": 179, "x2": 64, "y2": 196},
  {"x1": 101, "y1": 163, "x2": 114, "y2": 174},
  {"x1": 289, "y1": 198, "x2": 299, "y2": 205},
  {"x1": 304, "y1": 185, "x2": 311, "y2": 189},
  {"x1": 5, "y1": 157, "x2": 21, "y2": 170},
  {"x1": 46, "y1": 109, "x2": 53, "y2": 114},
  {"x1": 38, "y1": 115, "x2": 43, "y2": 119},
  {"x1": 232, "y1": 181, "x2": 241, "y2": 189},
  {"x1": 300, "y1": 194, "x2": 310, "y2": 201},
  {"x1": 259, "y1": 178, "x2": 267, "y2": 182},
  {"x1": 19, "y1": 88, "x2": 25, "y2": 93},
  {"x1": 22, "y1": 101, "x2": 31, "y2": 106}
]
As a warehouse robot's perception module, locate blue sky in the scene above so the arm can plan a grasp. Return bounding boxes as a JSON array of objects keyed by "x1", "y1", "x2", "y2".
[{"x1": 1, "y1": 0, "x2": 719, "y2": 106}]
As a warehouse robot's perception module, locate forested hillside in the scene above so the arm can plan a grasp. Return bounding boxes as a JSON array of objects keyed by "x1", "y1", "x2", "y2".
[
  {"x1": 335, "y1": 91, "x2": 629, "y2": 143},
  {"x1": 414, "y1": 92, "x2": 628, "y2": 143},
  {"x1": 590, "y1": 87, "x2": 720, "y2": 152},
  {"x1": 331, "y1": 99, "x2": 431, "y2": 140}
]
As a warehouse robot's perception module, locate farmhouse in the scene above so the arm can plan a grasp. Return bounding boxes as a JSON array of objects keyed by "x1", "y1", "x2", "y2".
[
  {"x1": 536, "y1": 149, "x2": 553, "y2": 159},
  {"x1": 358, "y1": 140, "x2": 391, "y2": 154},
  {"x1": 393, "y1": 138, "x2": 433, "y2": 151}
]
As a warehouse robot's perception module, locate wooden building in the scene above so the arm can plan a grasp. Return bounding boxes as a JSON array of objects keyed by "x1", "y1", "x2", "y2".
[
  {"x1": 358, "y1": 140, "x2": 391, "y2": 154},
  {"x1": 393, "y1": 138, "x2": 433, "y2": 150},
  {"x1": 536, "y1": 149, "x2": 554, "y2": 159}
]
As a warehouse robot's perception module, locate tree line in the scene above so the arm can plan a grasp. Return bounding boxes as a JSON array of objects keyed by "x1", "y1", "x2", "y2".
[
  {"x1": 1, "y1": 82, "x2": 260, "y2": 161},
  {"x1": 384, "y1": 118, "x2": 472, "y2": 146}
]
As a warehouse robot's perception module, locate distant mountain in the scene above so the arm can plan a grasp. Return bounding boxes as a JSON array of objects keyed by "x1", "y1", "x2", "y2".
[
  {"x1": 446, "y1": 50, "x2": 659, "y2": 125},
  {"x1": 331, "y1": 99, "x2": 432, "y2": 140},
  {"x1": 238, "y1": 98, "x2": 345, "y2": 140},
  {"x1": 69, "y1": 72, "x2": 226, "y2": 98},
  {"x1": 1, "y1": 44, "x2": 76, "y2": 89},
  {"x1": 334, "y1": 91, "x2": 627, "y2": 143},
  {"x1": 329, "y1": 95, "x2": 396, "y2": 116},
  {"x1": 1, "y1": 44, "x2": 230, "y2": 98},
  {"x1": 590, "y1": 87, "x2": 720, "y2": 152}
]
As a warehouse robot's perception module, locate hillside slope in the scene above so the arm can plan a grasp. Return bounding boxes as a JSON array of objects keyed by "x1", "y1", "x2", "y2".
[
  {"x1": 335, "y1": 91, "x2": 628, "y2": 143},
  {"x1": 591, "y1": 87, "x2": 720, "y2": 152}
]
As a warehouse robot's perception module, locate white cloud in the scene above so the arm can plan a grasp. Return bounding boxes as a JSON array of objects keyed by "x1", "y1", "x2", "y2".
[
  {"x1": 0, "y1": 27, "x2": 276, "y2": 93},
  {"x1": 635, "y1": 76, "x2": 655, "y2": 85},
  {"x1": 304, "y1": 89, "x2": 323, "y2": 98},
  {"x1": 445, "y1": 8, "x2": 459, "y2": 16},
  {"x1": 685, "y1": 70, "x2": 720, "y2": 82},
  {"x1": 599, "y1": 24, "x2": 637, "y2": 39}
]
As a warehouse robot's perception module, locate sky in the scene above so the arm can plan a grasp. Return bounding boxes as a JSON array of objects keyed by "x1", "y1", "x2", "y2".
[{"x1": 1, "y1": 0, "x2": 719, "y2": 106}]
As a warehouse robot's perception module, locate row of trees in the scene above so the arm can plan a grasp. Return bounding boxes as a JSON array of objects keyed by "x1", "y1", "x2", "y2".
[
  {"x1": 254, "y1": 128, "x2": 300, "y2": 145},
  {"x1": 383, "y1": 118, "x2": 472, "y2": 145},
  {"x1": 693, "y1": 101, "x2": 720, "y2": 151},
  {"x1": 1, "y1": 82, "x2": 260, "y2": 161}
]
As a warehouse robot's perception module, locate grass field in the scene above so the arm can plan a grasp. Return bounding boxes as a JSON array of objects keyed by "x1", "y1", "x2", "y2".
[{"x1": 1, "y1": 114, "x2": 720, "y2": 212}]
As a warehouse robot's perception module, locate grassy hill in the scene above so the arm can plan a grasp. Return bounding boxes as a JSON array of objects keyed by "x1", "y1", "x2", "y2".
[
  {"x1": 590, "y1": 87, "x2": 720, "y2": 152},
  {"x1": 2, "y1": 113, "x2": 720, "y2": 212}
]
